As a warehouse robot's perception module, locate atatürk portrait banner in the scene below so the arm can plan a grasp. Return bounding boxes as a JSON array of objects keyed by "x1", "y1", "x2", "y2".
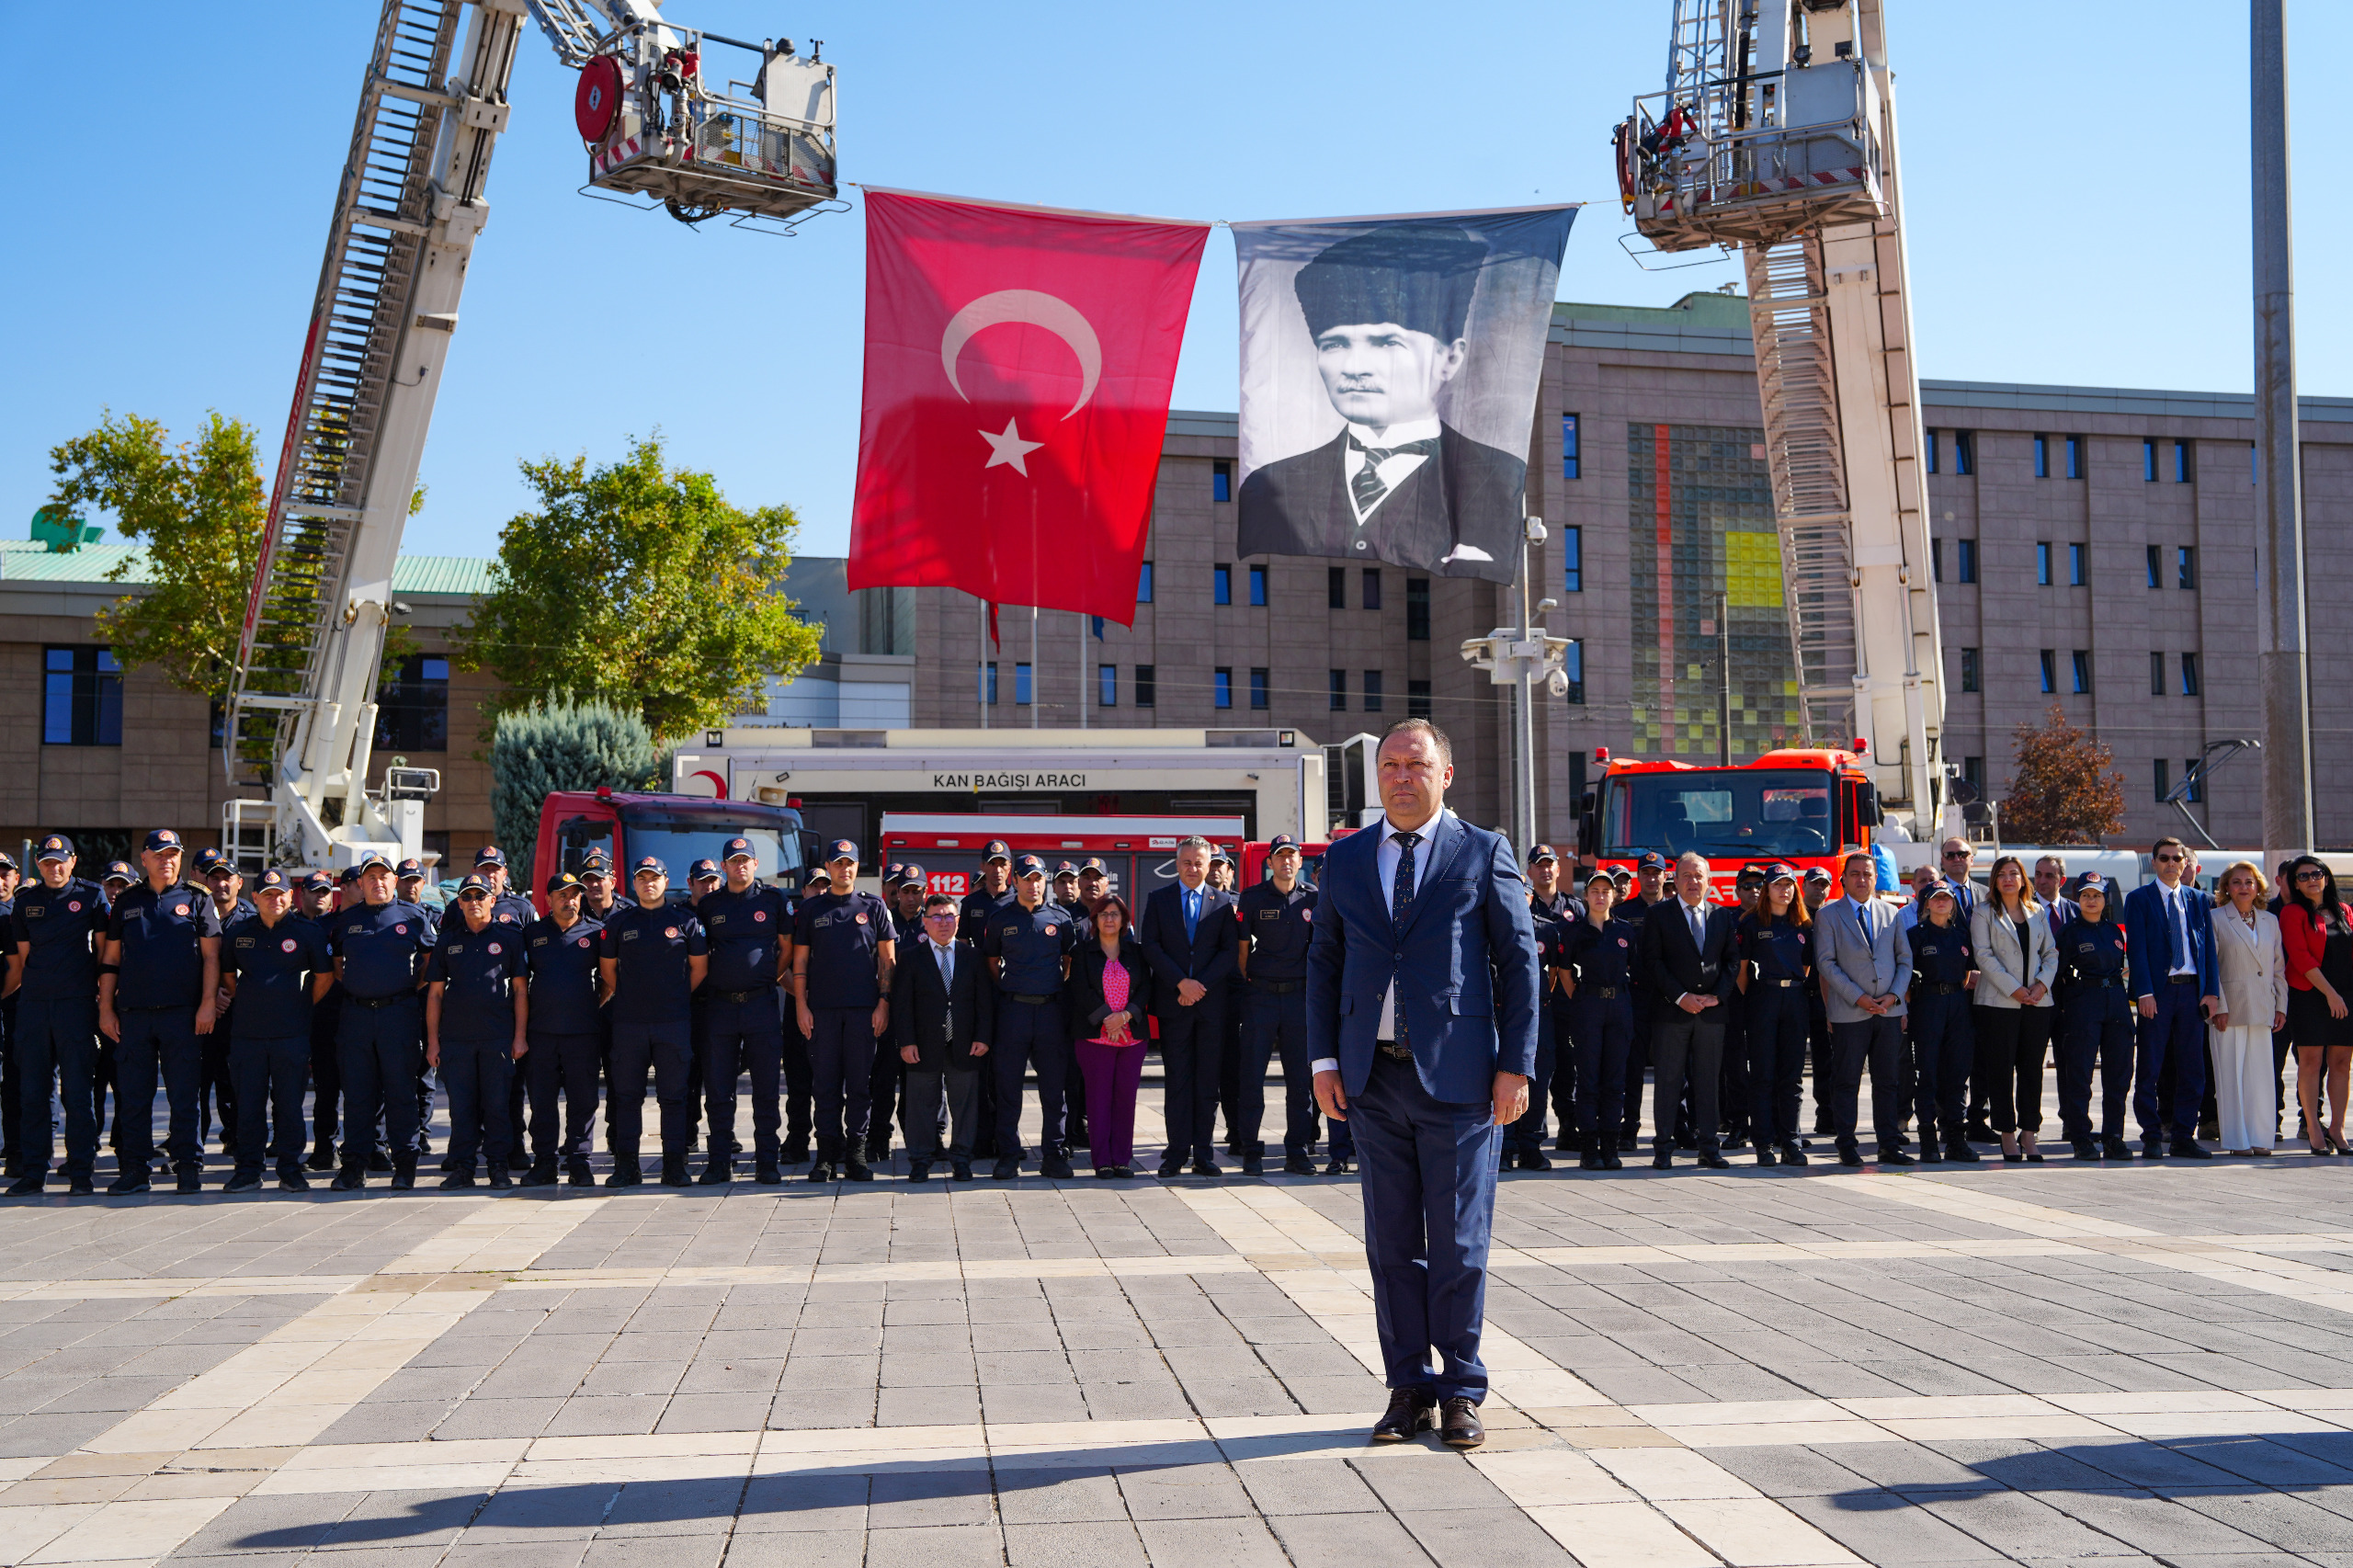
[{"x1": 1233, "y1": 205, "x2": 1577, "y2": 583}]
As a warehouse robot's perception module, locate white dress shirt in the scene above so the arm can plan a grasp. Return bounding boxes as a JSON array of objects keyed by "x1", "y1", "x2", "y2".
[
  {"x1": 1341, "y1": 415, "x2": 1439, "y2": 528},
  {"x1": 1313, "y1": 808, "x2": 1443, "y2": 1074}
]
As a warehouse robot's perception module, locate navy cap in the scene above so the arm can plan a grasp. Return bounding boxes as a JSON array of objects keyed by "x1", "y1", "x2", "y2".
[
  {"x1": 1584, "y1": 868, "x2": 1616, "y2": 889},
  {"x1": 1636, "y1": 851, "x2": 1666, "y2": 870},
  {"x1": 193, "y1": 847, "x2": 228, "y2": 874},
  {"x1": 1767, "y1": 863, "x2": 1799, "y2": 883},
  {"x1": 579, "y1": 850, "x2": 612, "y2": 872},
  {"x1": 254, "y1": 868, "x2": 291, "y2": 892},
  {"x1": 473, "y1": 846, "x2": 506, "y2": 868},
  {"x1": 546, "y1": 871, "x2": 584, "y2": 895},
  {"x1": 355, "y1": 848, "x2": 393, "y2": 872},
  {"x1": 395, "y1": 858, "x2": 425, "y2": 880},
  {"x1": 1527, "y1": 844, "x2": 1559, "y2": 865},
  {"x1": 1054, "y1": 861, "x2": 1079, "y2": 877},
  {"x1": 35, "y1": 835, "x2": 74, "y2": 863},
  {"x1": 982, "y1": 840, "x2": 1012, "y2": 862},
  {"x1": 337, "y1": 866, "x2": 363, "y2": 886},
  {"x1": 884, "y1": 863, "x2": 904, "y2": 884},
  {"x1": 301, "y1": 869, "x2": 333, "y2": 892},
  {"x1": 688, "y1": 858, "x2": 721, "y2": 881},
  {"x1": 722, "y1": 836, "x2": 756, "y2": 861},
  {"x1": 1736, "y1": 862, "x2": 1768, "y2": 881},
  {"x1": 1268, "y1": 834, "x2": 1300, "y2": 853},
  {"x1": 805, "y1": 869, "x2": 833, "y2": 886},
  {"x1": 1079, "y1": 858, "x2": 1108, "y2": 875},
  {"x1": 1923, "y1": 879, "x2": 1958, "y2": 903},
  {"x1": 631, "y1": 855, "x2": 665, "y2": 876},
  {"x1": 1015, "y1": 854, "x2": 1047, "y2": 876},
  {"x1": 1210, "y1": 846, "x2": 1234, "y2": 865},
  {"x1": 456, "y1": 873, "x2": 492, "y2": 896},
  {"x1": 2076, "y1": 872, "x2": 2108, "y2": 892},
  {"x1": 143, "y1": 828, "x2": 183, "y2": 853},
  {"x1": 897, "y1": 863, "x2": 926, "y2": 887},
  {"x1": 826, "y1": 839, "x2": 858, "y2": 863},
  {"x1": 1802, "y1": 867, "x2": 1833, "y2": 885}
]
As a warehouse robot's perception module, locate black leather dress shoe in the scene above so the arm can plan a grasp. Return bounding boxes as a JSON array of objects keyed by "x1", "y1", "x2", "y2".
[
  {"x1": 1439, "y1": 1396, "x2": 1484, "y2": 1448},
  {"x1": 2102, "y1": 1139, "x2": 2133, "y2": 1161},
  {"x1": 1285, "y1": 1153, "x2": 1316, "y2": 1176},
  {"x1": 1879, "y1": 1147, "x2": 1916, "y2": 1166},
  {"x1": 2172, "y1": 1141, "x2": 2212, "y2": 1159},
  {"x1": 1779, "y1": 1143, "x2": 1807, "y2": 1166},
  {"x1": 1652, "y1": 1150, "x2": 1673, "y2": 1170},
  {"x1": 1836, "y1": 1144, "x2": 1864, "y2": 1167},
  {"x1": 1192, "y1": 1157, "x2": 1222, "y2": 1177},
  {"x1": 1324, "y1": 1156, "x2": 1354, "y2": 1175},
  {"x1": 1371, "y1": 1387, "x2": 1436, "y2": 1442},
  {"x1": 1698, "y1": 1151, "x2": 1731, "y2": 1170},
  {"x1": 1753, "y1": 1144, "x2": 1778, "y2": 1167}
]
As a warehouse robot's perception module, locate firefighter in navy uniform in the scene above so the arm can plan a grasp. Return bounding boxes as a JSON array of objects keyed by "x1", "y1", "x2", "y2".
[
  {"x1": 469, "y1": 848, "x2": 535, "y2": 1171},
  {"x1": 192, "y1": 849, "x2": 254, "y2": 1163},
  {"x1": 697, "y1": 837, "x2": 791, "y2": 1185},
  {"x1": 1526, "y1": 845, "x2": 1580, "y2": 1154},
  {"x1": 598, "y1": 857, "x2": 708, "y2": 1187},
  {"x1": 892, "y1": 866, "x2": 928, "y2": 941},
  {"x1": 1736, "y1": 864, "x2": 1813, "y2": 1167},
  {"x1": 982, "y1": 856, "x2": 1078, "y2": 1180},
  {"x1": 2054, "y1": 875, "x2": 2135, "y2": 1162},
  {"x1": 1511, "y1": 861, "x2": 1567, "y2": 1173},
  {"x1": 575, "y1": 851, "x2": 623, "y2": 1164},
  {"x1": 220, "y1": 869, "x2": 333, "y2": 1192},
  {"x1": 0, "y1": 852, "x2": 17, "y2": 1182},
  {"x1": 392, "y1": 858, "x2": 441, "y2": 1163},
  {"x1": 957, "y1": 841, "x2": 1015, "y2": 1156},
  {"x1": 1614, "y1": 851, "x2": 1669, "y2": 1154},
  {"x1": 793, "y1": 841, "x2": 896, "y2": 1182},
  {"x1": 522, "y1": 872, "x2": 606, "y2": 1187},
  {"x1": 99, "y1": 830, "x2": 223, "y2": 1195},
  {"x1": 1561, "y1": 869, "x2": 1640, "y2": 1171},
  {"x1": 1906, "y1": 881, "x2": 1981, "y2": 1165},
  {"x1": 1234, "y1": 835, "x2": 1320, "y2": 1176},
  {"x1": 328, "y1": 851, "x2": 433, "y2": 1190},
  {"x1": 427, "y1": 874, "x2": 529, "y2": 1189},
  {"x1": 6, "y1": 836, "x2": 108, "y2": 1196}
]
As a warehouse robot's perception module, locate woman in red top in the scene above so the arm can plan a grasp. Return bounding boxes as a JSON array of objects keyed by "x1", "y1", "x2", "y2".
[{"x1": 2279, "y1": 856, "x2": 2353, "y2": 1154}]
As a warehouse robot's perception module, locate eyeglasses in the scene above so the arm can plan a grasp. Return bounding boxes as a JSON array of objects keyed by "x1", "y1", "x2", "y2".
[
  {"x1": 1942, "y1": 849, "x2": 1971, "y2": 859},
  {"x1": 923, "y1": 911, "x2": 958, "y2": 922},
  {"x1": 2154, "y1": 853, "x2": 2185, "y2": 863},
  {"x1": 2296, "y1": 869, "x2": 2327, "y2": 882}
]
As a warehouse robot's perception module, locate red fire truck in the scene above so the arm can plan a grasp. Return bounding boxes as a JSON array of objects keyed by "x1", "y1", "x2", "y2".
[
  {"x1": 879, "y1": 814, "x2": 1247, "y2": 905},
  {"x1": 1576, "y1": 745, "x2": 1885, "y2": 900}
]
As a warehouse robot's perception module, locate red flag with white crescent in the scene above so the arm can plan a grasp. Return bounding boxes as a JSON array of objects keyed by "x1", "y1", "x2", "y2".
[{"x1": 847, "y1": 189, "x2": 1208, "y2": 624}]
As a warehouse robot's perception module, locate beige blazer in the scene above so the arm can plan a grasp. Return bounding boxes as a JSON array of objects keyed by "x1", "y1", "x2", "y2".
[
  {"x1": 1970, "y1": 900, "x2": 2057, "y2": 1008},
  {"x1": 2211, "y1": 904, "x2": 2289, "y2": 1028}
]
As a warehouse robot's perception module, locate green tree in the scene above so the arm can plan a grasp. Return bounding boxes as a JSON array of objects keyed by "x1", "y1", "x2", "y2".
[
  {"x1": 454, "y1": 435, "x2": 820, "y2": 740},
  {"x1": 2002, "y1": 704, "x2": 2126, "y2": 846},
  {"x1": 487, "y1": 698, "x2": 667, "y2": 860}
]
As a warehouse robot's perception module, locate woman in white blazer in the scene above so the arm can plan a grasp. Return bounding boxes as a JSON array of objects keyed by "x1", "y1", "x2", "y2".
[
  {"x1": 2210, "y1": 860, "x2": 2290, "y2": 1154},
  {"x1": 1970, "y1": 855, "x2": 2060, "y2": 1161}
]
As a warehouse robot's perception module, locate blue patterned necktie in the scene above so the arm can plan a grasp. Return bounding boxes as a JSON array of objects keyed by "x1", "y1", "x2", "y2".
[
  {"x1": 2169, "y1": 888, "x2": 2188, "y2": 971},
  {"x1": 1184, "y1": 885, "x2": 1199, "y2": 943},
  {"x1": 1391, "y1": 831, "x2": 1420, "y2": 1048}
]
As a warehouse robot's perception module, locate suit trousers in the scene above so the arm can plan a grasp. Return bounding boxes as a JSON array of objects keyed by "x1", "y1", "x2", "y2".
[
  {"x1": 439, "y1": 1037, "x2": 515, "y2": 1176},
  {"x1": 1829, "y1": 1015, "x2": 1904, "y2": 1152},
  {"x1": 1976, "y1": 1006, "x2": 2052, "y2": 1134},
  {"x1": 337, "y1": 998, "x2": 420, "y2": 1169},
  {"x1": 117, "y1": 1006, "x2": 205, "y2": 1172},
  {"x1": 309, "y1": 1002, "x2": 342, "y2": 1157},
  {"x1": 608, "y1": 1018, "x2": 695, "y2": 1160},
  {"x1": 903, "y1": 1067, "x2": 979, "y2": 1163},
  {"x1": 1648, "y1": 1007, "x2": 1723, "y2": 1154},
  {"x1": 2134, "y1": 982, "x2": 2209, "y2": 1143},
  {"x1": 2059, "y1": 1011, "x2": 2133, "y2": 1142},
  {"x1": 229, "y1": 1034, "x2": 309, "y2": 1178},
  {"x1": 1907, "y1": 991, "x2": 1975, "y2": 1140},
  {"x1": 701, "y1": 993, "x2": 783, "y2": 1164},
  {"x1": 1718, "y1": 995, "x2": 1750, "y2": 1139},
  {"x1": 1154, "y1": 996, "x2": 1226, "y2": 1163},
  {"x1": 1744, "y1": 984, "x2": 1810, "y2": 1147},
  {"x1": 525, "y1": 1030, "x2": 601, "y2": 1168},
  {"x1": 807, "y1": 1007, "x2": 879, "y2": 1161},
  {"x1": 1240, "y1": 987, "x2": 1319, "y2": 1159},
  {"x1": 17, "y1": 997, "x2": 98, "y2": 1181},
  {"x1": 1351, "y1": 1051, "x2": 1498, "y2": 1403},
  {"x1": 1570, "y1": 994, "x2": 1631, "y2": 1137}
]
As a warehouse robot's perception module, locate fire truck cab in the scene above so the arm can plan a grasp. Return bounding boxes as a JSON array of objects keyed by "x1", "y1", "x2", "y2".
[{"x1": 1577, "y1": 746, "x2": 1883, "y2": 900}]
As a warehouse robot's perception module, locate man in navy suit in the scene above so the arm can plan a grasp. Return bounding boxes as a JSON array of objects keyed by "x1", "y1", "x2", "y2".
[
  {"x1": 2123, "y1": 836, "x2": 2217, "y2": 1158},
  {"x1": 1634, "y1": 852, "x2": 1740, "y2": 1170},
  {"x1": 1140, "y1": 837, "x2": 1240, "y2": 1178},
  {"x1": 1308, "y1": 719, "x2": 1538, "y2": 1450}
]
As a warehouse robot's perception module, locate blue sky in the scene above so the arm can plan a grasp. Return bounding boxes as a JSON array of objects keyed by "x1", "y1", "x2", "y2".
[{"x1": 6, "y1": 1, "x2": 2344, "y2": 562}]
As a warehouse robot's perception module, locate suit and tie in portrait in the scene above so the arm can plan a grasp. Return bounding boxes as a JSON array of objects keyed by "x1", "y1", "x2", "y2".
[
  {"x1": 1140, "y1": 841, "x2": 1240, "y2": 1176},
  {"x1": 1308, "y1": 720, "x2": 1538, "y2": 1449}
]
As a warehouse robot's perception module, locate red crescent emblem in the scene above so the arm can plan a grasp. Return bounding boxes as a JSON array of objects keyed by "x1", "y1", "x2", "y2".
[
  {"x1": 394, "y1": 924, "x2": 407, "y2": 934},
  {"x1": 488, "y1": 942, "x2": 502, "y2": 955},
  {"x1": 1044, "y1": 926, "x2": 1057, "y2": 937},
  {"x1": 754, "y1": 909, "x2": 767, "y2": 922},
  {"x1": 578, "y1": 937, "x2": 591, "y2": 948},
  {"x1": 66, "y1": 901, "x2": 80, "y2": 913},
  {"x1": 1302, "y1": 908, "x2": 1312, "y2": 922},
  {"x1": 1617, "y1": 937, "x2": 1628, "y2": 948},
  {"x1": 856, "y1": 913, "x2": 868, "y2": 925},
  {"x1": 281, "y1": 937, "x2": 299, "y2": 953},
  {"x1": 665, "y1": 927, "x2": 678, "y2": 938}
]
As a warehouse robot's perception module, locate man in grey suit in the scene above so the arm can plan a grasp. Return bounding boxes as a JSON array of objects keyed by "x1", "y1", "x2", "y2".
[{"x1": 1816, "y1": 854, "x2": 1915, "y2": 1167}]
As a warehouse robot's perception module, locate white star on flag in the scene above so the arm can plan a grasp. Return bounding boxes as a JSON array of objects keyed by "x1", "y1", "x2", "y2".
[{"x1": 979, "y1": 416, "x2": 1045, "y2": 476}]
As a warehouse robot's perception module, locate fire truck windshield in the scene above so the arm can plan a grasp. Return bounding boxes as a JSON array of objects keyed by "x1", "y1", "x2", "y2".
[{"x1": 1601, "y1": 768, "x2": 1837, "y2": 860}]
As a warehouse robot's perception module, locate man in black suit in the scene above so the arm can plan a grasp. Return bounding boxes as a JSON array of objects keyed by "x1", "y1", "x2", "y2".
[
  {"x1": 1238, "y1": 225, "x2": 1526, "y2": 582},
  {"x1": 1636, "y1": 852, "x2": 1739, "y2": 1169},
  {"x1": 1140, "y1": 836, "x2": 1239, "y2": 1178},
  {"x1": 891, "y1": 893, "x2": 992, "y2": 1182}
]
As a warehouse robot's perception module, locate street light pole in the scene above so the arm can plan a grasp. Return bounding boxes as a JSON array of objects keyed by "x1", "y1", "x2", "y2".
[{"x1": 2255, "y1": 0, "x2": 2313, "y2": 858}]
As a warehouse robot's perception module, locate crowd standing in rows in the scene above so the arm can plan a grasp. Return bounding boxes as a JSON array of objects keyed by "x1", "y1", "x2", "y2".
[{"x1": 0, "y1": 815, "x2": 2340, "y2": 1196}]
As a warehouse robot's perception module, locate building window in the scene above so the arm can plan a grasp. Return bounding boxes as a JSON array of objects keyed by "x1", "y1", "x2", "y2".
[
  {"x1": 2178, "y1": 546, "x2": 2197, "y2": 589},
  {"x1": 2154, "y1": 758, "x2": 2170, "y2": 801},
  {"x1": 1953, "y1": 431, "x2": 1974, "y2": 476},
  {"x1": 1213, "y1": 563, "x2": 1232, "y2": 606},
  {"x1": 2183, "y1": 760, "x2": 2202, "y2": 803},
  {"x1": 2146, "y1": 545, "x2": 2162, "y2": 588},
  {"x1": 1955, "y1": 539, "x2": 1977, "y2": 584},
  {"x1": 1361, "y1": 568, "x2": 1381, "y2": 609},
  {"x1": 1563, "y1": 641, "x2": 1585, "y2": 705},
  {"x1": 1249, "y1": 667, "x2": 1268, "y2": 710},
  {"x1": 1213, "y1": 667, "x2": 1233, "y2": 710},
  {"x1": 1932, "y1": 539, "x2": 1943, "y2": 583},
  {"x1": 1408, "y1": 679, "x2": 1433, "y2": 718},
  {"x1": 1136, "y1": 562, "x2": 1154, "y2": 603},
  {"x1": 1015, "y1": 663, "x2": 1033, "y2": 706},
  {"x1": 2151, "y1": 652, "x2": 2165, "y2": 696},
  {"x1": 1561, "y1": 526, "x2": 1582, "y2": 592},
  {"x1": 982, "y1": 662, "x2": 998, "y2": 706},
  {"x1": 1960, "y1": 647, "x2": 1980, "y2": 693},
  {"x1": 2181, "y1": 652, "x2": 2201, "y2": 697},
  {"x1": 2034, "y1": 435, "x2": 2049, "y2": 479},
  {"x1": 2072, "y1": 650, "x2": 2092, "y2": 694},
  {"x1": 1249, "y1": 564, "x2": 1267, "y2": 607},
  {"x1": 1328, "y1": 670, "x2": 1347, "y2": 710},
  {"x1": 1211, "y1": 460, "x2": 1233, "y2": 503},
  {"x1": 2069, "y1": 542, "x2": 2087, "y2": 586},
  {"x1": 2175, "y1": 439, "x2": 2194, "y2": 483},
  {"x1": 1134, "y1": 665, "x2": 1155, "y2": 708},
  {"x1": 1927, "y1": 431, "x2": 1939, "y2": 474},
  {"x1": 2039, "y1": 650, "x2": 2056, "y2": 694},
  {"x1": 2066, "y1": 434, "x2": 2084, "y2": 479},
  {"x1": 1327, "y1": 566, "x2": 1347, "y2": 609},
  {"x1": 2143, "y1": 437, "x2": 2159, "y2": 482},
  {"x1": 1962, "y1": 756, "x2": 1984, "y2": 798},
  {"x1": 43, "y1": 646, "x2": 121, "y2": 747},
  {"x1": 1362, "y1": 670, "x2": 1384, "y2": 712},
  {"x1": 374, "y1": 654, "x2": 449, "y2": 753},
  {"x1": 1406, "y1": 577, "x2": 1430, "y2": 641},
  {"x1": 2036, "y1": 541, "x2": 2052, "y2": 585},
  {"x1": 1562, "y1": 413, "x2": 1580, "y2": 480},
  {"x1": 1098, "y1": 665, "x2": 1117, "y2": 707}
]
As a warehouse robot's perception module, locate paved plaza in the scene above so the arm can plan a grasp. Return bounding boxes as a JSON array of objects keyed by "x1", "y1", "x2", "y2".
[{"x1": 5, "y1": 1083, "x2": 2353, "y2": 1567}]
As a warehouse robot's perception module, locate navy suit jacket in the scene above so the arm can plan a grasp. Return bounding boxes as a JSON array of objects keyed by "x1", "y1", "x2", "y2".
[
  {"x1": 1304, "y1": 810, "x2": 1540, "y2": 1103},
  {"x1": 1138, "y1": 881, "x2": 1239, "y2": 1014},
  {"x1": 2123, "y1": 880, "x2": 2217, "y2": 999}
]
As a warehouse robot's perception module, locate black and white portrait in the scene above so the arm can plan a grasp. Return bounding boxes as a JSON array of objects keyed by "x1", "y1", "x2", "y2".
[{"x1": 1233, "y1": 207, "x2": 1576, "y2": 583}]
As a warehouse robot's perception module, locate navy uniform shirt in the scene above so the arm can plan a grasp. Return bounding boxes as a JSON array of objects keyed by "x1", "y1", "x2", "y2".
[
  {"x1": 958, "y1": 885, "x2": 1013, "y2": 943},
  {"x1": 796, "y1": 892, "x2": 893, "y2": 1009},
  {"x1": 210, "y1": 894, "x2": 258, "y2": 929},
  {"x1": 526, "y1": 915, "x2": 606, "y2": 1036},
  {"x1": 697, "y1": 883, "x2": 791, "y2": 994},
  {"x1": 108, "y1": 881, "x2": 222, "y2": 1010},
  {"x1": 223, "y1": 913, "x2": 332, "y2": 1040},
  {"x1": 1735, "y1": 915, "x2": 1812, "y2": 984},
  {"x1": 1237, "y1": 881, "x2": 1319, "y2": 984},
  {"x1": 1560, "y1": 917, "x2": 1640, "y2": 994},
  {"x1": 489, "y1": 890, "x2": 533, "y2": 933},
  {"x1": 983, "y1": 899, "x2": 1076, "y2": 996},
  {"x1": 2056, "y1": 915, "x2": 2131, "y2": 1023},
  {"x1": 1909, "y1": 919, "x2": 1974, "y2": 988},
  {"x1": 892, "y1": 902, "x2": 927, "y2": 942},
  {"x1": 332, "y1": 900, "x2": 433, "y2": 999},
  {"x1": 600, "y1": 902, "x2": 707, "y2": 1024},
  {"x1": 11, "y1": 878, "x2": 108, "y2": 1002},
  {"x1": 396, "y1": 895, "x2": 441, "y2": 946},
  {"x1": 430, "y1": 919, "x2": 527, "y2": 1040}
]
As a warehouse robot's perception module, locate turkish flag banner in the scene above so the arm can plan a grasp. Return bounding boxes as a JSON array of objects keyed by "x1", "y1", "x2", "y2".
[{"x1": 847, "y1": 189, "x2": 1209, "y2": 624}]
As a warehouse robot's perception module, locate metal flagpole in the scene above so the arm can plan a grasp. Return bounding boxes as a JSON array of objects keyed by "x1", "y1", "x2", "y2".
[
  {"x1": 978, "y1": 592, "x2": 989, "y2": 730},
  {"x1": 2255, "y1": 0, "x2": 2312, "y2": 857},
  {"x1": 1029, "y1": 604, "x2": 1040, "y2": 730},
  {"x1": 1079, "y1": 610, "x2": 1088, "y2": 730}
]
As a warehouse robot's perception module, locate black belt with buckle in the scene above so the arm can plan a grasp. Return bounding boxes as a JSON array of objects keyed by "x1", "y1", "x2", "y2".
[
  {"x1": 1376, "y1": 1041, "x2": 1413, "y2": 1061},
  {"x1": 712, "y1": 986, "x2": 775, "y2": 1005},
  {"x1": 1757, "y1": 977, "x2": 1799, "y2": 988},
  {"x1": 1006, "y1": 992, "x2": 1058, "y2": 1006},
  {"x1": 347, "y1": 992, "x2": 413, "y2": 1009},
  {"x1": 1254, "y1": 979, "x2": 1304, "y2": 994},
  {"x1": 1581, "y1": 985, "x2": 1620, "y2": 1000},
  {"x1": 2166, "y1": 973, "x2": 2199, "y2": 984},
  {"x1": 2097, "y1": 977, "x2": 2124, "y2": 989},
  {"x1": 1918, "y1": 982, "x2": 1965, "y2": 996}
]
